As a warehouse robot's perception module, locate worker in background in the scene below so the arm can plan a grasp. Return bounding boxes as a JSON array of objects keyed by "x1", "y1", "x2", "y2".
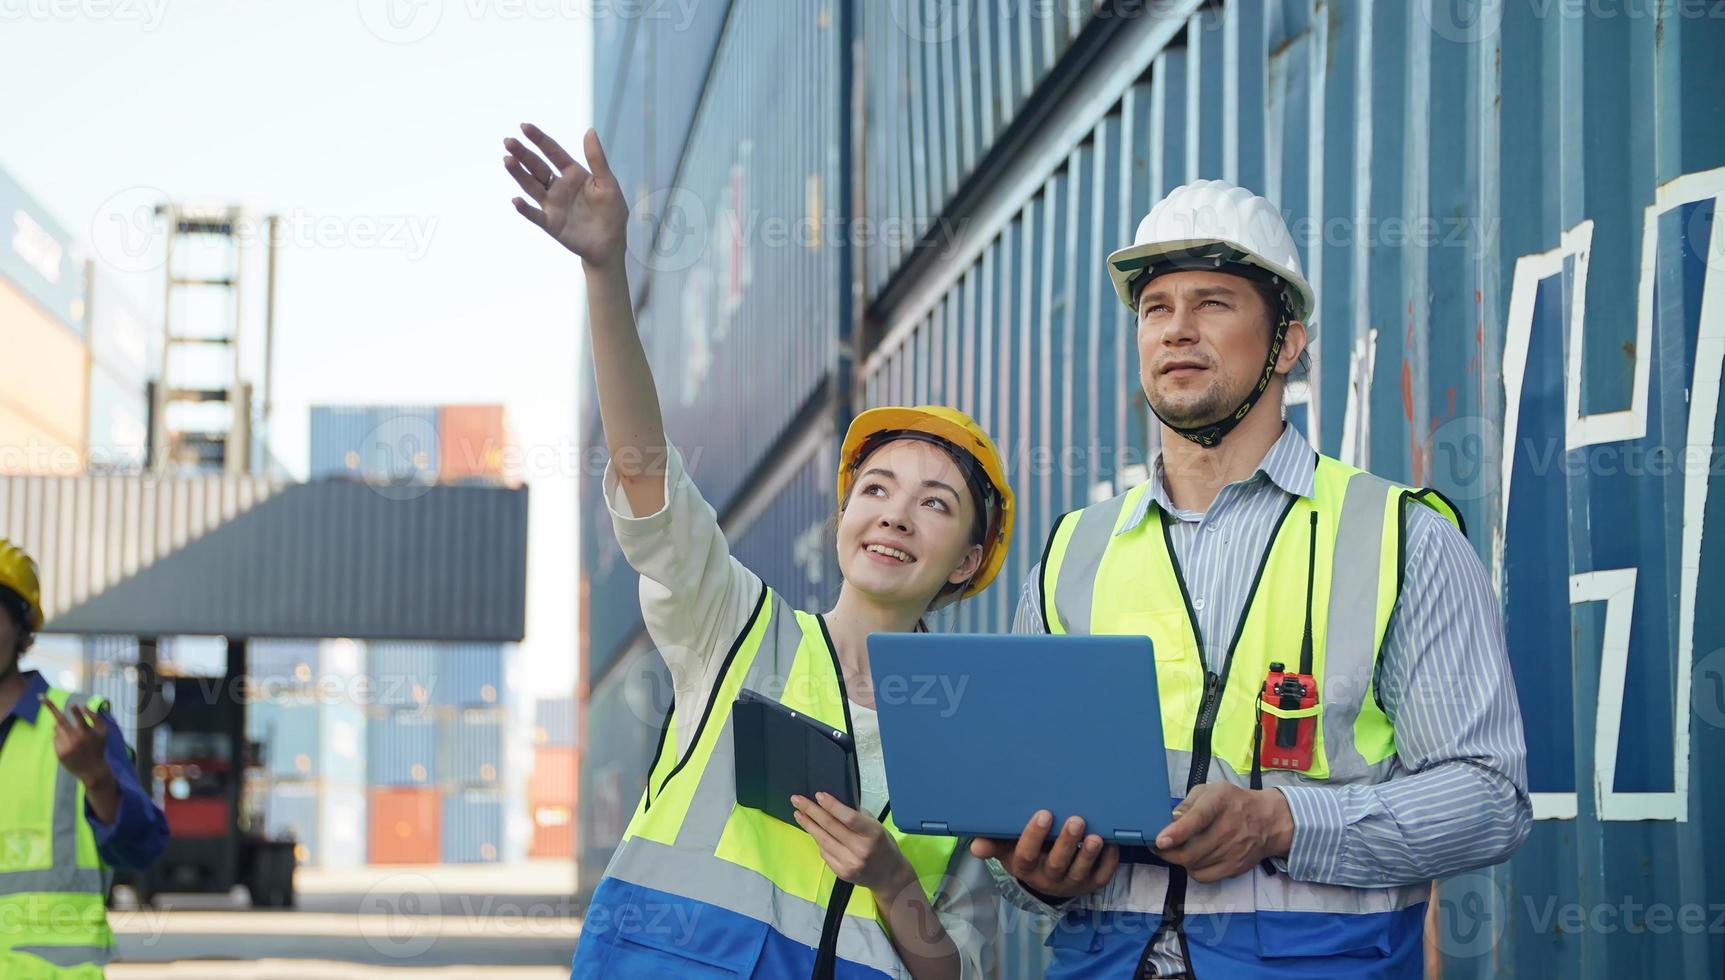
[
  {"x1": 0, "y1": 538, "x2": 169, "y2": 979},
  {"x1": 504, "y1": 123, "x2": 1011, "y2": 980},
  {"x1": 970, "y1": 180, "x2": 1531, "y2": 977}
]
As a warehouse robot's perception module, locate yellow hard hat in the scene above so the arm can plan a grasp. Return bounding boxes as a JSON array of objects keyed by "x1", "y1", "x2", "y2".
[
  {"x1": 837, "y1": 406, "x2": 1015, "y2": 600},
  {"x1": 0, "y1": 539, "x2": 44, "y2": 631}
]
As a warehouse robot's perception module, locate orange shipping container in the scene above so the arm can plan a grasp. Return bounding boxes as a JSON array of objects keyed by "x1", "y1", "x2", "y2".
[
  {"x1": 367, "y1": 786, "x2": 441, "y2": 864},
  {"x1": 529, "y1": 803, "x2": 574, "y2": 859},
  {"x1": 437, "y1": 404, "x2": 507, "y2": 483},
  {"x1": 529, "y1": 746, "x2": 578, "y2": 806},
  {"x1": 0, "y1": 279, "x2": 88, "y2": 474}
]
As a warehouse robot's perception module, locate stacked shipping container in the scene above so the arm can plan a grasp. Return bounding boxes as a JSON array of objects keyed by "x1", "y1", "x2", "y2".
[
  {"x1": 310, "y1": 404, "x2": 514, "y2": 485},
  {"x1": 245, "y1": 638, "x2": 368, "y2": 868},
  {"x1": 583, "y1": 2, "x2": 1725, "y2": 977},
  {"x1": 0, "y1": 163, "x2": 88, "y2": 476},
  {"x1": 364, "y1": 640, "x2": 515, "y2": 864},
  {"x1": 528, "y1": 697, "x2": 577, "y2": 859},
  {"x1": 309, "y1": 405, "x2": 523, "y2": 865}
]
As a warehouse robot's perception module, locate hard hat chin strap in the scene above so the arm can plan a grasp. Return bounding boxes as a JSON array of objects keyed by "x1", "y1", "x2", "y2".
[{"x1": 1148, "y1": 306, "x2": 1290, "y2": 449}]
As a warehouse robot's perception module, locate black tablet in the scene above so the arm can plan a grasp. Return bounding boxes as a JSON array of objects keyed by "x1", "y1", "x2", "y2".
[{"x1": 732, "y1": 688, "x2": 859, "y2": 825}]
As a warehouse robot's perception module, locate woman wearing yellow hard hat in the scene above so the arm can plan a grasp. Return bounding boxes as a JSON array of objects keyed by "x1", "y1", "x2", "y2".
[{"x1": 505, "y1": 124, "x2": 1012, "y2": 979}]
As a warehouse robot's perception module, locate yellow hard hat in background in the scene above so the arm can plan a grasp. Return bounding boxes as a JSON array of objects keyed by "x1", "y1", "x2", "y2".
[
  {"x1": 837, "y1": 405, "x2": 1015, "y2": 600},
  {"x1": 0, "y1": 538, "x2": 44, "y2": 631}
]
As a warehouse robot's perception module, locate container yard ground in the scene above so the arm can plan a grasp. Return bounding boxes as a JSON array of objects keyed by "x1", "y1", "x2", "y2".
[{"x1": 106, "y1": 860, "x2": 580, "y2": 972}]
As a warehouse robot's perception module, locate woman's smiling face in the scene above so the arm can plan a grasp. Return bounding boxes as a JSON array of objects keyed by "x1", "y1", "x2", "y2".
[{"x1": 835, "y1": 438, "x2": 984, "y2": 611}]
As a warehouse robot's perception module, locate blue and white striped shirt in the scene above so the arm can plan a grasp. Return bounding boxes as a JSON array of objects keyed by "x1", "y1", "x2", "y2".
[{"x1": 1008, "y1": 423, "x2": 1531, "y2": 972}]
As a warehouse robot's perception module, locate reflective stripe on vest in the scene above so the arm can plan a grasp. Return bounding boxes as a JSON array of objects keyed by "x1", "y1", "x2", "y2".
[
  {"x1": 1037, "y1": 456, "x2": 1461, "y2": 926},
  {"x1": 593, "y1": 587, "x2": 961, "y2": 976},
  {"x1": 0, "y1": 688, "x2": 116, "y2": 970}
]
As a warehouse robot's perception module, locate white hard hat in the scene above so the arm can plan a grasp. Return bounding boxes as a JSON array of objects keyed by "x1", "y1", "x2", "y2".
[{"x1": 1106, "y1": 179, "x2": 1315, "y2": 325}]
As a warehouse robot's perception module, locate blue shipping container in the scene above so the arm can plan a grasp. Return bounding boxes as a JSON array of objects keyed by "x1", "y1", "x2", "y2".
[
  {"x1": 262, "y1": 780, "x2": 366, "y2": 868},
  {"x1": 247, "y1": 637, "x2": 327, "y2": 690},
  {"x1": 247, "y1": 696, "x2": 365, "y2": 785},
  {"x1": 605, "y1": 0, "x2": 843, "y2": 518},
  {"x1": 367, "y1": 708, "x2": 438, "y2": 786},
  {"x1": 432, "y1": 642, "x2": 507, "y2": 707},
  {"x1": 441, "y1": 788, "x2": 505, "y2": 864},
  {"x1": 366, "y1": 640, "x2": 437, "y2": 708},
  {"x1": 248, "y1": 700, "x2": 320, "y2": 780},
  {"x1": 533, "y1": 697, "x2": 577, "y2": 747},
  {"x1": 728, "y1": 432, "x2": 841, "y2": 615},
  {"x1": 437, "y1": 708, "x2": 504, "y2": 786},
  {"x1": 578, "y1": 642, "x2": 671, "y2": 901},
  {"x1": 264, "y1": 781, "x2": 320, "y2": 866},
  {"x1": 309, "y1": 405, "x2": 439, "y2": 484},
  {"x1": 309, "y1": 406, "x2": 371, "y2": 480},
  {"x1": 584, "y1": 3, "x2": 1725, "y2": 976}
]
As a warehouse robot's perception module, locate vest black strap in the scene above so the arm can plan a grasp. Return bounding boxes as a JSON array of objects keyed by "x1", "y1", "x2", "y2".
[{"x1": 811, "y1": 879, "x2": 854, "y2": 980}]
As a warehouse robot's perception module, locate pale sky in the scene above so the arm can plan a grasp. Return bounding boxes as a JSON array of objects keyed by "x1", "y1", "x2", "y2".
[{"x1": 0, "y1": 0, "x2": 594, "y2": 693}]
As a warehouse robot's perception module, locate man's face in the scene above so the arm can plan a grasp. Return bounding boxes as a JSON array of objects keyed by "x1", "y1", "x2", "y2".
[
  {"x1": 0, "y1": 612, "x2": 18, "y2": 677},
  {"x1": 1135, "y1": 269, "x2": 1281, "y2": 428}
]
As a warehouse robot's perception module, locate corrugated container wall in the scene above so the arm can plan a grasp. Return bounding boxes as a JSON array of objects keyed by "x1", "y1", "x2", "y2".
[
  {"x1": 86, "y1": 637, "x2": 141, "y2": 745},
  {"x1": 583, "y1": 0, "x2": 845, "y2": 681},
  {"x1": 248, "y1": 698, "x2": 366, "y2": 786},
  {"x1": 437, "y1": 708, "x2": 504, "y2": 785},
  {"x1": 309, "y1": 405, "x2": 439, "y2": 485},
  {"x1": 308, "y1": 406, "x2": 372, "y2": 480},
  {"x1": 727, "y1": 431, "x2": 842, "y2": 614},
  {"x1": 860, "y1": 0, "x2": 1099, "y2": 298},
  {"x1": 578, "y1": 644, "x2": 669, "y2": 901},
  {"x1": 0, "y1": 278, "x2": 88, "y2": 474},
  {"x1": 367, "y1": 707, "x2": 438, "y2": 786},
  {"x1": 262, "y1": 780, "x2": 366, "y2": 868},
  {"x1": 532, "y1": 697, "x2": 577, "y2": 746},
  {"x1": 530, "y1": 745, "x2": 578, "y2": 806},
  {"x1": 441, "y1": 788, "x2": 505, "y2": 864},
  {"x1": 529, "y1": 800, "x2": 575, "y2": 860},
  {"x1": 0, "y1": 163, "x2": 87, "y2": 333},
  {"x1": 432, "y1": 642, "x2": 508, "y2": 707},
  {"x1": 583, "y1": 2, "x2": 1725, "y2": 977},
  {"x1": 366, "y1": 640, "x2": 437, "y2": 708},
  {"x1": 367, "y1": 786, "x2": 440, "y2": 865}
]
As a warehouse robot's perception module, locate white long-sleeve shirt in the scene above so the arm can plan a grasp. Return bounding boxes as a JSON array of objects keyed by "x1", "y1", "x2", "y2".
[{"x1": 603, "y1": 445, "x2": 998, "y2": 979}]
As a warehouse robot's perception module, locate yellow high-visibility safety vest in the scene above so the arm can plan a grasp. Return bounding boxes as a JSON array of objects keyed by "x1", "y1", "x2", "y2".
[
  {"x1": 0, "y1": 687, "x2": 116, "y2": 979},
  {"x1": 575, "y1": 587, "x2": 966, "y2": 978},
  {"x1": 1038, "y1": 453, "x2": 1464, "y2": 969}
]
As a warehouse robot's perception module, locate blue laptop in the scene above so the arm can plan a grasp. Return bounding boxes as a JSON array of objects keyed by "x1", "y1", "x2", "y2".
[{"x1": 865, "y1": 633, "x2": 1176, "y2": 846}]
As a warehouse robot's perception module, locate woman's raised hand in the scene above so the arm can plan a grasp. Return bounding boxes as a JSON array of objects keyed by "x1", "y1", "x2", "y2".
[{"x1": 504, "y1": 123, "x2": 628, "y2": 268}]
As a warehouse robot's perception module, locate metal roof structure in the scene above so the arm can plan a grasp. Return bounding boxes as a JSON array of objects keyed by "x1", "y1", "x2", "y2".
[{"x1": 0, "y1": 474, "x2": 528, "y2": 641}]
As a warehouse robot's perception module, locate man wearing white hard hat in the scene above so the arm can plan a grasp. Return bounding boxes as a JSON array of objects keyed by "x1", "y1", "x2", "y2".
[{"x1": 969, "y1": 180, "x2": 1530, "y2": 977}]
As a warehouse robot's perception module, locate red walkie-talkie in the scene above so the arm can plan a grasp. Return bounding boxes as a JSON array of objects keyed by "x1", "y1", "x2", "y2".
[{"x1": 1258, "y1": 661, "x2": 1318, "y2": 772}]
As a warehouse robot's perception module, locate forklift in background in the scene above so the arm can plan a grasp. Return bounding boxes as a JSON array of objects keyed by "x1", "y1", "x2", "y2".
[
  {"x1": 111, "y1": 637, "x2": 297, "y2": 908},
  {"x1": 111, "y1": 201, "x2": 297, "y2": 907}
]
